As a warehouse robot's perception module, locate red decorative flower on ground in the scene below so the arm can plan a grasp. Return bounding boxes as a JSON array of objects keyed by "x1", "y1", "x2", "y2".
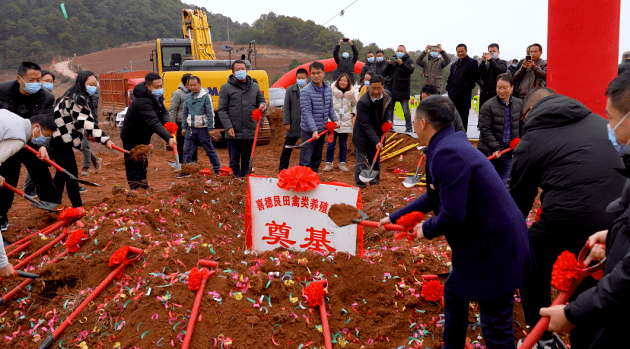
[
  {"x1": 188, "y1": 267, "x2": 210, "y2": 291},
  {"x1": 66, "y1": 229, "x2": 87, "y2": 253},
  {"x1": 421, "y1": 279, "x2": 444, "y2": 302},
  {"x1": 381, "y1": 122, "x2": 392, "y2": 133},
  {"x1": 58, "y1": 207, "x2": 86, "y2": 221},
  {"x1": 304, "y1": 281, "x2": 326, "y2": 307},
  {"x1": 277, "y1": 166, "x2": 321, "y2": 192},
  {"x1": 252, "y1": 108, "x2": 263, "y2": 122},
  {"x1": 219, "y1": 166, "x2": 233, "y2": 176},
  {"x1": 509, "y1": 138, "x2": 521, "y2": 149},
  {"x1": 109, "y1": 246, "x2": 130, "y2": 267},
  {"x1": 551, "y1": 251, "x2": 582, "y2": 292},
  {"x1": 397, "y1": 211, "x2": 425, "y2": 228},
  {"x1": 164, "y1": 122, "x2": 178, "y2": 135}
]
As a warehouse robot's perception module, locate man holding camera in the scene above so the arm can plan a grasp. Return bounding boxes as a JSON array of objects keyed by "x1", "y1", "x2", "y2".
[
  {"x1": 333, "y1": 38, "x2": 359, "y2": 85},
  {"x1": 416, "y1": 44, "x2": 451, "y2": 93},
  {"x1": 360, "y1": 50, "x2": 388, "y2": 83},
  {"x1": 513, "y1": 43, "x2": 547, "y2": 99},
  {"x1": 478, "y1": 43, "x2": 507, "y2": 108},
  {"x1": 384, "y1": 45, "x2": 415, "y2": 132}
]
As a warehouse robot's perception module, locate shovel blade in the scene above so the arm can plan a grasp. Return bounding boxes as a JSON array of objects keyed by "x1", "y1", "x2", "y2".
[
  {"x1": 402, "y1": 174, "x2": 424, "y2": 188},
  {"x1": 167, "y1": 160, "x2": 182, "y2": 170},
  {"x1": 335, "y1": 209, "x2": 369, "y2": 227},
  {"x1": 284, "y1": 143, "x2": 306, "y2": 149},
  {"x1": 31, "y1": 200, "x2": 58, "y2": 211},
  {"x1": 77, "y1": 179, "x2": 100, "y2": 187},
  {"x1": 359, "y1": 169, "x2": 379, "y2": 183}
]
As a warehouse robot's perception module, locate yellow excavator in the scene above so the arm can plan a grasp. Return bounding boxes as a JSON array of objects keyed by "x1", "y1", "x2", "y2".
[{"x1": 150, "y1": 9, "x2": 270, "y2": 145}]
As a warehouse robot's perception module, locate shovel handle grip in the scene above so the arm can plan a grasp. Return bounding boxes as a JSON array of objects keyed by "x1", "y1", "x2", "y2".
[
  {"x1": 306, "y1": 129, "x2": 329, "y2": 144},
  {"x1": 372, "y1": 133, "x2": 387, "y2": 163},
  {"x1": 251, "y1": 119, "x2": 261, "y2": 158},
  {"x1": 24, "y1": 145, "x2": 65, "y2": 172},
  {"x1": 359, "y1": 220, "x2": 408, "y2": 231},
  {"x1": 111, "y1": 144, "x2": 130, "y2": 155},
  {"x1": 1, "y1": 181, "x2": 25, "y2": 197},
  {"x1": 487, "y1": 147, "x2": 514, "y2": 160},
  {"x1": 416, "y1": 153, "x2": 425, "y2": 168}
]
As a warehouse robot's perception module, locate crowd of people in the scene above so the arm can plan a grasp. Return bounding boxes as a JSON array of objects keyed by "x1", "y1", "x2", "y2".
[{"x1": 0, "y1": 41, "x2": 629, "y2": 349}]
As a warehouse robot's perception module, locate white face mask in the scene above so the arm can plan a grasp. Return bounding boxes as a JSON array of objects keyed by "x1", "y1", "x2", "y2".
[{"x1": 608, "y1": 110, "x2": 630, "y2": 154}]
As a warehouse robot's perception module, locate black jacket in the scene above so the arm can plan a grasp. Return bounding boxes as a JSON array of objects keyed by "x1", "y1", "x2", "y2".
[
  {"x1": 619, "y1": 60, "x2": 630, "y2": 76},
  {"x1": 477, "y1": 96, "x2": 522, "y2": 156},
  {"x1": 359, "y1": 60, "x2": 389, "y2": 82},
  {"x1": 510, "y1": 95, "x2": 625, "y2": 238},
  {"x1": 352, "y1": 92, "x2": 393, "y2": 151},
  {"x1": 333, "y1": 44, "x2": 359, "y2": 84},
  {"x1": 283, "y1": 83, "x2": 302, "y2": 138},
  {"x1": 478, "y1": 58, "x2": 507, "y2": 94},
  {"x1": 0, "y1": 80, "x2": 55, "y2": 120},
  {"x1": 218, "y1": 75, "x2": 266, "y2": 140},
  {"x1": 564, "y1": 155, "x2": 630, "y2": 348},
  {"x1": 507, "y1": 64, "x2": 520, "y2": 96},
  {"x1": 446, "y1": 55, "x2": 479, "y2": 99},
  {"x1": 383, "y1": 54, "x2": 415, "y2": 99},
  {"x1": 120, "y1": 83, "x2": 172, "y2": 149}
]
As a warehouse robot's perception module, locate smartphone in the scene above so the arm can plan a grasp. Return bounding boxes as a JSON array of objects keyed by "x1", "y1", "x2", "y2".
[
  {"x1": 430, "y1": 45, "x2": 437, "y2": 50},
  {"x1": 526, "y1": 55, "x2": 532, "y2": 61},
  {"x1": 342, "y1": 38, "x2": 349, "y2": 42}
]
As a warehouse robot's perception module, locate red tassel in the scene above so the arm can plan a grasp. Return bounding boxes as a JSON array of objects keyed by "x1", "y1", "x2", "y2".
[
  {"x1": 66, "y1": 229, "x2": 87, "y2": 253},
  {"x1": 164, "y1": 122, "x2": 178, "y2": 135},
  {"x1": 381, "y1": 122, "x2": 392, "y2": 133},
  {"x1": 509, "y1": 137, "x2": 521, "y2": 149},
  {"x1": 109, "y1": 246, "x2": 130, "y2": 267},
  {"x1": 551, "y1": 251, "x2": 584, "y2": 292},
  {"x1": 304, "y1": 281, "x2": 326, "y2": 307},
  {"x1": 252, "y1": 109, "x2": 263, "y2": 122},
  {"x1": 58, "y1": 207, "x2": 86, "y2": 221},
  {"x1": 397, "y1": 212, "x2": 425, "y2": 228},
  {"x1": 421, "y1": 280, "x2": 444, "y2": 302}
]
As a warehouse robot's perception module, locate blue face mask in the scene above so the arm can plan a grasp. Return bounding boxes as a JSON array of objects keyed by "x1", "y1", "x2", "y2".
[
  {"x1": 491, "y1": 52, "x2": 498, "y2": 59},
  {"x1": 86, "y1": 85, "x2": 97, "y2": 96},
  {"x1": 512, "y1": 64, "x2": 518, "y2": 68},
  {"x1": 364, "y1": 81, "x2": 370, "y2": 87},
  {"x1": 234, "y1": 70, "x2": 247, "y2": 81},
  {"x1": 151, "y1": 88, "x2": 164, "y2": 97},
  {"x1": 367, "y1": 57, "x2": 375, "y2": 63},
  {"x1": 609, "y1": 111, "x2": 630, "y2": 154},
  {"x1": 376, "y1": 56, "x2": 384, "y2": 62},
  {"x1": 430, "y1": 51, "x2": 438, "y2": 58},
  {"x1": 342, "y1": 52, "x2": 349, "y2": 59},
  {"x1": 42, "y1": 83, "x2": 54, "y2": 92},
  {"x1": 296, "y1": 79, "x2": 307, "y2": 87},
  {"x1": 32, "y1": 126, "x2": 47, "y2": 145},
  {"x1": 396, "y1": 52, "x2": 404, "y2": 58},
  {"x1": 20, "y1": 77, "x2": 41, "y2": 94}
]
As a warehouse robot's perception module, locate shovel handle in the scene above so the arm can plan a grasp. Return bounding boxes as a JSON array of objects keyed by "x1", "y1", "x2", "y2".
[
  {"x1": 305, "y1": 129, "x2": 329, "y2": 144},
  {"x1": 251, "y1": 119, "x2": 261, "y2": 159},
  {"x1": 372, "y1": 133, "x2": 387, "y2": 164},
  {"x1": 1, "y1": 182, "x2": 41, "y2": 205},
  {"x1": 359, "y1": 220, "x2": 408, "y2": 231},
  {"x1": 111, "y1": 144, "x2": 130, "y2": 155},
  {"x1": 24, "y1": 145, "x2": 65, "y2": 173},
  {"x1": 487, "y1": 147, "x2": 514, "y2": 160},
  {"x1": 416, "y1": 153, "x2": 425, "y2": 168}
]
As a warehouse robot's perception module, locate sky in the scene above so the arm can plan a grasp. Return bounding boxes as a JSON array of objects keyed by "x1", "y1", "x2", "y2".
[{"x1": 188, "y1": 0, "x2": 629, "y2": 62}]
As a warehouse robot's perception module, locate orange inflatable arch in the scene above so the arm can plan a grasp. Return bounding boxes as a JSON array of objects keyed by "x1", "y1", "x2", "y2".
[{"x1": 271, "y1": 58, "x2": 365, "y2": 88}]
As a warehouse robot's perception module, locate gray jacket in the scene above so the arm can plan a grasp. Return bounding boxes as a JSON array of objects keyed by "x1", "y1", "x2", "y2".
[
  {"x1": 169, "y1": 83, "x2": 189, "y2": 123},
  {"x1": 0, "y1": 109, "x2": 31, "y2": 144},
  {"x1": 416, "y1": 50, "x2": 451, "y2": 91},
  {"x1": 218, "y1": 75, "x2": 266, "y2": 140},
  {"x1": 283, "y1": 83, "x2": 302, "y2": 138}
]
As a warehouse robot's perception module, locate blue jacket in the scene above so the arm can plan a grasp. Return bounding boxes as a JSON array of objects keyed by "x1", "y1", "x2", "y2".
[
  {"x1": 300, "y1": 81, "x2": 337, "y2": 133},
  {"x1": 389, "y1": 127, "x2": 533, "y2": 300},
  {"x1": 182, "y1": 88, "x2": 214, "y2": 130}
]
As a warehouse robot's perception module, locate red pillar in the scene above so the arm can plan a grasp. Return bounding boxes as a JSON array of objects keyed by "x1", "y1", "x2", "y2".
[{"x1": 547, "y1": 0, "x2": 620, "y2": 118}]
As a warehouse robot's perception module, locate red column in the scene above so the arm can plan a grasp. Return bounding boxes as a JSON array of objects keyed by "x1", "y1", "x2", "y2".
[{"x1": 547, "y1": 0, "x2": 620, "y2": 118}]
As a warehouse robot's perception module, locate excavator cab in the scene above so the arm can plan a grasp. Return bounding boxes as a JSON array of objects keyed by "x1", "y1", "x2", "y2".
[{"x1": 152, "y1": 38, "x2": 193, "y2": 75}]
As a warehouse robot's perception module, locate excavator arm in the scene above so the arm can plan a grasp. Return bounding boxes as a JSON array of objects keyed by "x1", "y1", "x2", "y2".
[{"x1": 182, "y1": 9, "x2": 216, "y2": 61}]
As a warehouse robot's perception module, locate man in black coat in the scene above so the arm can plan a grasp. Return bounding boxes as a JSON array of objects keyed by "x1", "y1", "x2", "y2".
[
  {"x1": 120, "y1": 73, "x2": 176, "y2": 190},
  {"x1": 541, "y1": 72, "x2": 630, "y2": 349},
  {"x1": 507, "y1": 59, "x2": 520, "y2": 97},
  {"x1": 332, "y1": 38, "x2": 359, "y2": 85},
  {"x1": 446, "y1": 44, "x2": 479, "y2": 131},
  {"x1": 618, "y1": 51, "x2": 630, "y2": 76},
  {"x1": 478, "y1": 43, "x2": 507, "y2": 108},
  {"x1": 279, "y1": 68, "x2": 308, "y2": 172},
  {"x1": 510, "y1": 87, "x2": 625, "y2": 348},
  {"x1": 384, "y1": 45, "x2": 415, "y2": 132},
  {"x1": 359, "y1": 50, "x2": 388, "y2": 83},
  {"x1": 0, "y1": 61, "x2": 60, "y2": 233}
]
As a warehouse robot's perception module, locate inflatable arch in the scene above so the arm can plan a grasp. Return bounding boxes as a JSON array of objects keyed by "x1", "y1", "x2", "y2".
[{"x1": 271, "y1": 58, "x2": 365, "y2": 88}]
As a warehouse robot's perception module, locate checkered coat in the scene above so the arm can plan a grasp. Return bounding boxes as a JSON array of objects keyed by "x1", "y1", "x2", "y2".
[{"x1": 52, "y1": 93, "x2": 109, "y2": 149}]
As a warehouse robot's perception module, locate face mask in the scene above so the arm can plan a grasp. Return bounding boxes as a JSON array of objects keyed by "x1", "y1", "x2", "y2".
[
  {"x1": 396, "y1": 52, "x2": 404, "y2": 58},
  {"x1": 42, "y1": 83, "x2": 54, "y2": 92},
  {"x1": 32, "y1": 126, "x2": 47, "y2": 145},
  {"x1": 342, "y1": 52, "x2": 349, "y2": 59},
  {"x1": 512, "y1": 64, "x2": 518, "y2": 68},
  {"x1": 364, "y1": 81, "x2": 370, "y2": 87},
  {"x1": 430, "y1": 51, "x2": 438, "y2": 58},
  {"x1": 491, "y1": 52, "x2": 498, "y2": 58},
  {"x1": 234, "y1": 70, "x2": 247, "y2": 81},
  {"x1": 151, "y1": 88, "x2": 164, "y2": 97},
  {"x1": 296, "y1": 79, "x2": 307, "y2": 87},
  {"x1": 376, "y1": 56, "x2": 384, "y2": 62},
  {"x1": 367, "y1": 57, "x2": 375, "y2": 63},
  {"x1": 20, "y1": 77, "x2": 41, "y2": 94},
  {"x1": 86, "y1": 85, "x2": 97, "y2": 96},
  {"x1": 609, "y1": 111, "x2": 630, "y2": 154}
]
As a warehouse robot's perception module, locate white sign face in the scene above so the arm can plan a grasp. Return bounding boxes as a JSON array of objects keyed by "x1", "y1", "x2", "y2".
[{"x1": 247, "y1": 176, "x2": 360, "y2": 255}]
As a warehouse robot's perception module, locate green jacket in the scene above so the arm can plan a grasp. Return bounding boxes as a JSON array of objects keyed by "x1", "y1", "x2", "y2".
[{"x1": 182, "y1": 88, "x2": 214, "y2": 129}]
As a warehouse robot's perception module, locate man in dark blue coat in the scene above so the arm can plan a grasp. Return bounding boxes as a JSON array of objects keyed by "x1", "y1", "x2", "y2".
[{"x1": 379, "y1": 96, "x2": 533, "y2": 349}]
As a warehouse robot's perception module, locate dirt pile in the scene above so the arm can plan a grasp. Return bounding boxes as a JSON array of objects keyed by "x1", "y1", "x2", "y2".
[
  {"x1": 130, "y1": 144, "x2": 151, "y2": 161},
  {"x1": 328, "y1": 204, "x2": 362, "y2": 227}
]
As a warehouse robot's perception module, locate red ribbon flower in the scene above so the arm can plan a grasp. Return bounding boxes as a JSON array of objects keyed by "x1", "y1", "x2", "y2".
[
  {"x1": 58, "y1": 207, "x2": 86, "y2": 221},
  {"x1": 164, "y1": 122, "x2": 178, "y2": 135},
  {"x1": 381, "y1": 122, "x2": 392, "y2": 133},
  {"x1": 509, "y1": 137, "x2": 521, "y2": 149},
  {"x1": 109, "y1": 246, "x2": 130, "y2": 267},
  {"x1": 66, "y1": 229, "x2": 87, "y2": 253},
  {"x1": 304, "y1": 281, "x2": 326, "y2": 307},
  {"x1": 325, "y1": 121, "x2": 336, "y2": 143},
  {"x1": 421, "y1": 279, "x2": 444, "y2": 302},
  {"x1": 188, "y1": 267, "x2": 210, "y2": 291},
  {"x1": 219, "y1": 166, "x2": 233, "y2": 176},
  {"x1": 551, "y1": 251, "x2": 585, "y2": 292},
  {"x1": 252, "y1": 108, "x2": 263, "y2": 122},
  {"x1": 277, "y1": 166, "x2": 321, "y2": 192},
  {"x1": 535, "y1": 206, "x2": 542, "y2": 222},
  {"x1": 397, "y1": 211, "x2": 425, "y2": 228}
]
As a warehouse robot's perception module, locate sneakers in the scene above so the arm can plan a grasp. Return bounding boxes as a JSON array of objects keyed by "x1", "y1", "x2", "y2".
[
  {"x1": 338, "y1": 162, "x2": 349, "y2": 172},
  {"x1": 78, "y1": 186, "x2": 87, "y2": 193},
  {"x1": 323, "y1": 162, "x2": 333, "y2": 172},
  {"x1": 176, "y1": 172, "x2": 191, "y2": 179},
  {"x1": 0, "y1": 215, "x2": 8, "y2": 232},
  {"x1": 517, "y1": 339, "x2": 559, "y2": 349},
  {"x1": 94, "y1": 158, "x2": 103, "y2": 173},
  {"x1": 81, "y1": 169, "x2": 89, "y2": 176}
]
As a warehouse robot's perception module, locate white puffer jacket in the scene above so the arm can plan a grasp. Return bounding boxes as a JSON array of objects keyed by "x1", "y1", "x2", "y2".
[{"x1": 331, "y1": 83, "x2": 357, "y2": 134}]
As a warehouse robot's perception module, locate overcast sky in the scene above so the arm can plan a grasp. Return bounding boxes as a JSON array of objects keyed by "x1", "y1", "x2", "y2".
[{"x1": 188, "y1": 0, "x2": 628, "y2": 62}]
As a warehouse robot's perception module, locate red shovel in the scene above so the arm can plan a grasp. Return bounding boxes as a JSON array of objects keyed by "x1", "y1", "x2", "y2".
[
  {"x1": 1, "y1": 181, "x2": 58, "y2": 210},
  {"x1": 38, "y1": 246, "x2": 144, "y2": 349},
  {"x1": 88, "y1": 137, "x2": 130, "y2": 155},
  {"x1": 487, "y1": 138, "x2": 521, "y2": 160},
  {"x1": 182, "y1": 259, "x2": 219, "y2": 349},
  {"x1": 24, "y1": 145, "x2": 100, "y2": 187},
  {"x1": 164, "y1": 122, "x2": 181, "y2": 170},
  {"x1": 304, "y1": 280, "x2": 332, "y2": 349},
  {"x1": 284, "y1": 129, "x2": 329, "y2": 149},
  {"x1": 247, "y1": 108, "x2": 264, "y2": 175}
]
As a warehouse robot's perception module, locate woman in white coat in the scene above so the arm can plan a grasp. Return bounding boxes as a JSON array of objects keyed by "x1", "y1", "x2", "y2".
[{"x1": 324, "y1": 73, "x2": 357, "y2": 172}]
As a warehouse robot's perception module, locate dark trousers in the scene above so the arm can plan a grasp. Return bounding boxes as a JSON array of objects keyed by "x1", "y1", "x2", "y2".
[
  {"x1": 491, "y1": 153, "x2": 512, "y2": 186},
  {"x1": 443, "y1": 277, "x2": 516, "y2": 349},
  {"x1": 325, "y1": 132, "x2": 348, "y2": 163},
  {"x1": 51, "y1": 138, "x2": 82, "y2": 208},
  {"x1": 520, "y1": 231, "x2": 597, "y2": 342},
  {"x1": 177, "y1": 122, "x2": 196, "y2": 163},
  {"x1": 123, "y1": 153, "x2": 149, "y2": 190},
  {"x1": 393, "y1": 98, "x2": 412, "y2": 129},
  {"x1": 480, "y1": 91, "x2": 497, "y2": 109},
  {"x1": 227, "y1": 139, "x2": 254, "y2": 177},
  {"x1": 450, "y1": 94, "x2": 471, "y2": 131},
  {"x1": 23, "y1": 171, "x2": 36, "y2": 196},
  {"x1": 354, "y1": 146, "x2": 380, "y2": 188},
  {"x1": 183, "y1": 128, "x2": 221, "y2": 172},
  {"x1": 0, "y1": 148, "x2": 60, "y2": 216},
  {"x1": 279, "y1": 136, "x2": 299, "y2": 173},
  {"x1": 299, "y1": 130, "x2": 326, "y2": 173}
]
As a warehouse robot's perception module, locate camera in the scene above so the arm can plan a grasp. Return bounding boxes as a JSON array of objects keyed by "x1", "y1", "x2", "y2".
[
  {"x1": 431, "y1": 45, "x2": 437, "y2": 50},
  {"x1": 342, "y1": 38, "x2": 349, "y2": 42},
  {"x1": 525, "y1": 55, "x2": 532, "y2": 61}
]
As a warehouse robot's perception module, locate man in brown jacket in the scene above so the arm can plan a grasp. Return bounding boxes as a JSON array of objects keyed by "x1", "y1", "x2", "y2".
[
  {"x1": 513, "y1": 43, "x2": 547, "y2": 99},
  {"x1": 416, "y1": 44, "x2": 451, "y2": 93}
]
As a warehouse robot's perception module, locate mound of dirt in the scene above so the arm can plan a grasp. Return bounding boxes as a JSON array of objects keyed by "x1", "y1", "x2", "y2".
[{"x1": 130, "y1": 144, "x2": 151, "y2": 161}]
